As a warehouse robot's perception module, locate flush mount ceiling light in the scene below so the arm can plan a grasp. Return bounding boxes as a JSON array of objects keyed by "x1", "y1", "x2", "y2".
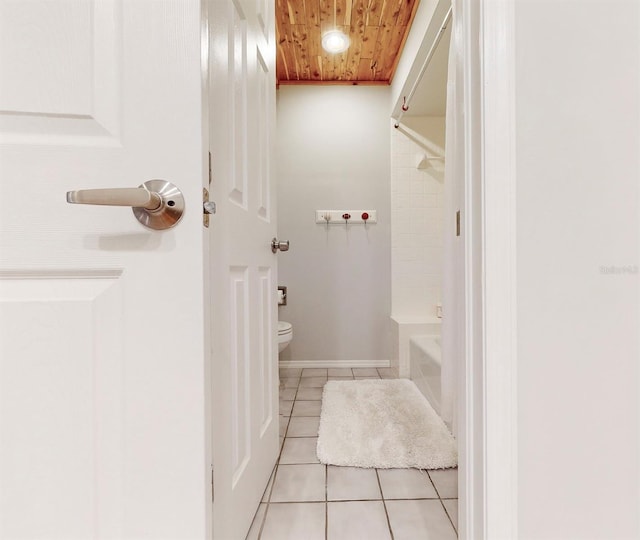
[{"x1": 322, "y1": 30, "x2": 350, "y2": 54}]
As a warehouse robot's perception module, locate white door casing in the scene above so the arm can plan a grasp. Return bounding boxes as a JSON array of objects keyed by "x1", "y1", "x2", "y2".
[
  {"x1": 207, "y1": 0, "x2": 279, "y2": 537},
  {"x1": 0, "y1": 1, "x2": 209, "y2": 538}
]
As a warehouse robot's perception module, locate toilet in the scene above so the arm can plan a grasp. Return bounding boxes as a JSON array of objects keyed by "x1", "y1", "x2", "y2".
[{"x1": 278, "y1": 321, "x2": 293, "y2": 353}]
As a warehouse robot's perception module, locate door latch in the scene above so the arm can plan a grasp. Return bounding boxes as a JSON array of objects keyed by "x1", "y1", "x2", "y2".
[{"x1": 203, "y1": 188, "x2": 216, "y2": 227}]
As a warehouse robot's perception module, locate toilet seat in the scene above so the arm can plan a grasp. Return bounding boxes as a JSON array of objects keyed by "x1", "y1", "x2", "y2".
[
  {"x1": 278, "y1": 321, "x2": 292, "y2": 335},
  {"x1": 278, "y1": 321, "x2": 293, "y2": 354}
]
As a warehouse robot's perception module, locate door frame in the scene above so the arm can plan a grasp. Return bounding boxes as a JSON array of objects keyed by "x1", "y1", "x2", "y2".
[
  {"x1": 460, "y1": 0, "x2": 518, "y2": 538},
  {"x1": 201, "y1": 0, "x2": 520, "y2": 536}
]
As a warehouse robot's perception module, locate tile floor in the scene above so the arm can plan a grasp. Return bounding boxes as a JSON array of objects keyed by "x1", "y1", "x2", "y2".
[{"x1": 246, "y1": 367, "x2": 458, "y2": 540}]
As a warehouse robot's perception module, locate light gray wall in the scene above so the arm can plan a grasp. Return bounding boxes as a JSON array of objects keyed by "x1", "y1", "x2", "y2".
[
  {"x1": 276, "y1": 85, "x2": 392, "y2": 363},
  {"x1": 515, "y1": 1, "x2": 639, "y2": 538}
]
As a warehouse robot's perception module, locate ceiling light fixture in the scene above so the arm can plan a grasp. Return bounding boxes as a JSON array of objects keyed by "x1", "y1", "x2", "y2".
[{"x1": 322, "y1": 30, "x2": 350, "y2": 54}]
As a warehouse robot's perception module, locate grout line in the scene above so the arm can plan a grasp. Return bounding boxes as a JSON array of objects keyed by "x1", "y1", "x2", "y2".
[
  {"x1": 439, "y1": 499, "x2": 458, "y2": 537},
  {"x1": 266, "y1": 499, "x2": 330, "y2": 504},
  {"x1": 375, "y1": 469, "x2": 395, "y2": 540},
  {"x1": 325, "y1": 464, "x2": 328, "y2": 540},
  {"x1": 255, "y1": 468, "x2": 275, "y2": 539},
  {"x1": 268, "y1": 496, "x2": 444, "y2": 504},
  {"x1": 424, "y1": 469, "x2": 440, "y2": 498}
]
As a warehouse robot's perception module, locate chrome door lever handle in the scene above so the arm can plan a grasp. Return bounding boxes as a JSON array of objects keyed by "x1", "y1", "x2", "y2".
[
  {"x1": 66, "y1": 179, "x2": 184, "y2": 230},
  {"x1": 271, "y1": 238, "x2": 290, "y2": 253},
  {"x1": 66, "y1": 188, "x2": 162, "y2": 210}
]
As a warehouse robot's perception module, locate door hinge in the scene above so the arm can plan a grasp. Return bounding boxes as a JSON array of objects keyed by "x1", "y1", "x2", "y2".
[
  {"x1": 208, "y1": 152, "x2": 213, "y2": 186},
  {"x1": 211, "y1": 467, "x2": 215, "y2": 503},
  {"x1": 456, "y1": 210, "x2": 461, "y2": 237}
]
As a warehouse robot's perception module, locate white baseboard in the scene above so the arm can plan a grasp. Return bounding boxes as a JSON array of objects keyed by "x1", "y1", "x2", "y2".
[{"x1": 279, "y1": 359, "x2": 391, "y2": 369}]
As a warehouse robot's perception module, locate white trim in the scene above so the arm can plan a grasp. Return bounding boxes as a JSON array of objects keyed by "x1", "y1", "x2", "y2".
[
  {"x1": 278, "y1": 359, "x2": 391, "y2": 369},
  {"x1": 479, "y1": 0, "x2": 519, "y2": 538},
  {"x1": 458, "y1": 1, "x2": 482, "y2": 537},
  {"x1": 456, "y1": 0, "x2": 519, "y2": 538}
]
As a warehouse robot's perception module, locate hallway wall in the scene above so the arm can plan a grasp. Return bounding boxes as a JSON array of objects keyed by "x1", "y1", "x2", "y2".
[
  {"x1": 276, "y1": 85, "x2": 392, "y2": 365},
  {"x1": 514, "y1": 0, "x2": 639, "y2": 537}
]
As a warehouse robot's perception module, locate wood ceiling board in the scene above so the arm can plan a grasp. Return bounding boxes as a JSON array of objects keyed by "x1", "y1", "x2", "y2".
[{"x1": 276, "y1": 0, "x2": 421, "y2": 83}]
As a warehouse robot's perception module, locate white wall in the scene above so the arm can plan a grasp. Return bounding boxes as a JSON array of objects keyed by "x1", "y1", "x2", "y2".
[
  {"x1": 276, "y1": 86, "x2": 392, "y2": 364},
  {"x1": 515, "y1": 1, "x2": 639, "y2": 538},
  {"x1": 391, "y1": 0, "x2": 449, "y2": 114},
  {"x1": 391, "y1": 117, "x2": 445, "y2": 321}
]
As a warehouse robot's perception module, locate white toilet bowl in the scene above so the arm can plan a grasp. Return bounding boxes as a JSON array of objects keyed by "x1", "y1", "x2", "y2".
[{"x1": 278, "y1": 321, "x2": 293, "y2": 353}]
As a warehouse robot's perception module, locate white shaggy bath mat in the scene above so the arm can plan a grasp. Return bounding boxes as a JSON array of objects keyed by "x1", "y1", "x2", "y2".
[{"x1": 317, "y1": 379, "x2": 457, "y2": 469}]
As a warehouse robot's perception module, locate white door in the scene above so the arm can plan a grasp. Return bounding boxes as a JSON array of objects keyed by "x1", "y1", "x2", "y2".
[
  {"x1": 0, "y1": 2, "x2": 210, "y2": 538},
  {"x1": 207, "y1": 0, "x2": 279, "y2": 536}
]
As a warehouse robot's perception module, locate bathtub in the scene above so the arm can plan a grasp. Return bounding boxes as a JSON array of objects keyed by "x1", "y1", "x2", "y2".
[{"x1": 409, "y1": 335, "x2": 442, "y2": 415}]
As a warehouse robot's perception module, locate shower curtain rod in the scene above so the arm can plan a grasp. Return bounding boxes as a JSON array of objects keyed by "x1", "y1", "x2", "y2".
[{"x1": 393, "y1": 5, "x2": 453, "y2": 129}]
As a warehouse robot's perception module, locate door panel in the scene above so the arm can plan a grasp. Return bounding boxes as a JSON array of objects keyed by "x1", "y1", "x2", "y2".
[
  {"x1": 209, "y1": 0, "x2": 278, "y2": 535},
  {"x1": 0, "y1": 1, "x2": 208, "y2": 538},
  {"x1": 258, "y1": 267, "x2": 274, "y2": 434},
  {"x1": 256, "y1": 49, "x2": 271, "y2": 220},
  {"x1": 0, "y1": 0, "x2": 121, "y2": 146},
  {"x1": 230, "y1": 0, "x2": 249, "y2": 207},
  {"x1": 230, "y1": 266, "x2": 251, "y2": 480},
  {"x1": 0, "y1": 273, "x2": 124, "y2": 538}
]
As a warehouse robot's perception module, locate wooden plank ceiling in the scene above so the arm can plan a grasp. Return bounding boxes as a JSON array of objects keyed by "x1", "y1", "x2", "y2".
[{"x1": 276, "y1": 0, "x2": 420, "y2": 84}]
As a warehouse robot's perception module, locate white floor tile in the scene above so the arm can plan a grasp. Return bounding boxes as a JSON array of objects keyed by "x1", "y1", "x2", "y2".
[
  {"x1": 279, "y1": 400, "x2": 294, "y2": 416},
  {"x1": 296, "y1": 387, "x2": 323, "y2": 400},
  {"x1": 352, "y1": 368, "x2": 379, "y2": 377},
  {"x1": 281, "y1": 377, "x2": 300, "y2": 388},
  {"x1": 377, "y1": 367, "x2": 399, "y2": 379},
  {"x1": 328, "y1": 368, "x2": 353, "y2": 377},
  {"x1": 377, "y1": 469, "x2": 438, "y2": 499},
  {"x1": 279, "y1": 415, "x2": 289, "y2": 436},
  {"x1": 299, "y1": 376, "x2": 328, "y2": 388},
  {"x1": 245, "y1": 503, "x2": 266, "y2": 540},
  {"x1": 442, "y1": 499, "x2": 458, "y2": 532},
  {"x1": 428, "y1": 468, "x2": 458, "y2": 498},
  {"x1": 302, "y1": 368, "x2": 328, "y2": 377},
  {"x1": 279, "y1": 368, "x2": 302, "y2": 378},
  {"x1": 279, "y1": 437, "x2": 319, "y2": 464},
  {"x1": 262, "y1": 468, "x2": 275, "y2": 502},
  {"x1": 327, "y1": 466, "x2": 381, "y2": 501},
  {"x1": 385, "y1": 500, "x2": 457, "y2": 540},
  {"x1": 328, "y1": 376, "x2": 354, "y2": 381},
  {"x1": 260, "y1": 502, "x2": 325, "y2": 540},
  {"x1": 270, "y1": 464, "x2": 326, "y2": 502},
  {"x1": 291, "y1": 400, "x2": 322, "y2": 416},
  {"x1": 327, "y1": 501, "x2": 392, "y2": 540},
  {"x1": 354, "y1": 376, "x2": 380, "y2": 379},
  {"x1": 280, "y1": 387, "x2": 297, "y2": 401},
  {"x1": 287, "y1": 416, "x2": 320, "y2": 437}
]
